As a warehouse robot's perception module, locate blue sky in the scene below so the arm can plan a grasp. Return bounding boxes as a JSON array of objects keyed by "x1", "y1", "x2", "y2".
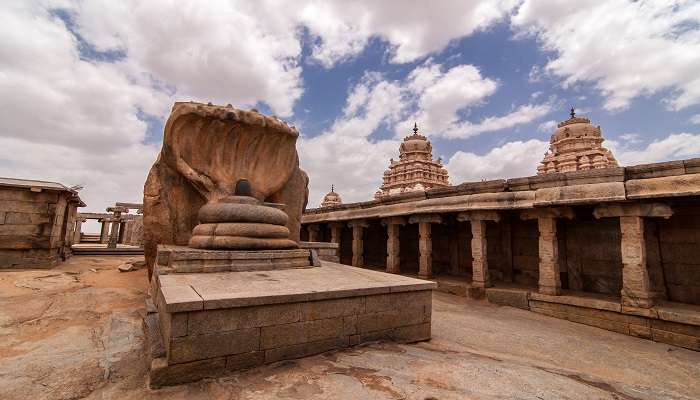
[{"x1": 1, "y1": 0, "x2": 699, "y2": 213}]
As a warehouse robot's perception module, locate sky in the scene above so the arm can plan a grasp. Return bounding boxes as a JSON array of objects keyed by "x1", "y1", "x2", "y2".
[{"x1": 1, "y1": 0, "x2": 700, "y2": 219}]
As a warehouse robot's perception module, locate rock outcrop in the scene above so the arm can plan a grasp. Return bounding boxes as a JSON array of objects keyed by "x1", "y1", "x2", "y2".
[{"x1": 143, "y1": 102, "x2": 308, "y2": 274}]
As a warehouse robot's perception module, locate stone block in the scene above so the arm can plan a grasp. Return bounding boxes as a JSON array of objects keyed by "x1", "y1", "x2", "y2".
[
  {"x1": 264, "y1": 337, "x2": 349, "y2": 363},
  {"x1": 188, "y1": 303, "x2": 301, "y2": 335},
  {"x1": 625, "y1": 160, "x2": 685, "y2": 179},
  {"x1": 149, "y1": 356, "x2": 226, "y2": 389},
  {"x1": 343, "y1": 315, "x2": 357, "y2": 336},
  {"x1": 684, "y1": 157, "x2": 700, "y2": 174},
  {"x1": 300, "y1": 297, "x2": 365, "y2": 321},
  {"x1": 225, "y1": 351, "x2": 265, "y2": 370},
  {"x1": 534, "y1": 182, "x2": 626, "y2": 206},
  {"x1": 626, "y1": 174, "x2": 700, "y2": 199},
  {"x1": 530, "y1": 305, "x2": 630, "y2": 335},
  {"x1": 365, "y1": 291, "x2": 430, "y2": 313},
  {"x1": 651, "y1": 319, "x2": 700, "y2": 338},
  {"x1": 159, "y1": 285, "x2": 203, "y2": 312},
  {"x1": 629, "y1": 324, "x2": 652, "y2": 340},
  {"x1": 486, "y1": 288, "x2": 530, "y2": 310},
  {"x1": 387, "y1": 322, "x2": 431, "y2": 342},
  {"x1": 169, "y1": 328, "x2": 260, "y2": 363},
  {"x1": 260, "y1": 318, "x2": 344, "y2": 349},
  {"x1": 651, "y1": 329, "x2": 700, "y2": 351},
  {"x1": 356, "y1": 307, "x2": 424, "y2": 333},
  {"x1": 529, "y1": 300, "x2": 648, "y2": 326}
]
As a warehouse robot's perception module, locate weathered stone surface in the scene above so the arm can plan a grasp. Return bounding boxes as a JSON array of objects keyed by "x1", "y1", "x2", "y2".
[
  {"x1": 261, "y1": 318, "x2": 344, "y2": 349},
  {"x1": 485, "y1": 288, "x2": 530, "y2": 310},
  {"x1": 169, "y1": 328, "x2": 260, "y2": 363},
  {"x1": 143, "y1": 102, "x2": 309, "y2": 273},
  {"x1": 188, "y1": 303, "x2": 301, "y2": 335}
]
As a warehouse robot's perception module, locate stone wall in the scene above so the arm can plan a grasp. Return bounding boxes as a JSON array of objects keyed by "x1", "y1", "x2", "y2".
[
  {"x1": 657, "y1": 203, "x2": 700, "y2": 305},
  {"x1": 561, "y1": 215, "x2": 622, "y2": 295},
  {"x1": 151, "y1": 289, "x2": 432, "y2": 387},
  {"x1": 0, "y1": 187, "x2": 79, "y2": 268},
  {"x1": 510, "y1": 218, "x2": 539, "y2": 287}
]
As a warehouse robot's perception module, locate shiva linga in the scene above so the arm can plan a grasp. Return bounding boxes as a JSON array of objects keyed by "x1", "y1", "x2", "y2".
[{"x1": 188, "y1": 178, "x2": 298, "y2": 250}]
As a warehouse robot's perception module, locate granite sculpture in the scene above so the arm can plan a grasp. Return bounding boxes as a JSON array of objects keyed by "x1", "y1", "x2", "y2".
[{"x1": 143, "y1": 102, "x2": 309, "y2": 274}]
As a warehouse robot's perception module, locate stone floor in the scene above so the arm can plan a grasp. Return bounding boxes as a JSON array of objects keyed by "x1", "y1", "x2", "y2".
[{"x1": 1, "y1": 257, "x2": 699, "y2": 400}]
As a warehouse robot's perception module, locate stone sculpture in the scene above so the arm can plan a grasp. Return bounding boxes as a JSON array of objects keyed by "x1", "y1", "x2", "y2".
[{"x1": 143, "y1": 102, "x2": 308, "y2": 274}]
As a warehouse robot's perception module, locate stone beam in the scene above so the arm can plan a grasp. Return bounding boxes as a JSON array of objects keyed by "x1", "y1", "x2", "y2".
[
  {"x1": 593, "y1": 203, "x2": 673, "y2": 219},
  {"x1": 520, "y1": 207, "x2": 574, "y2": 221},
  {"x1": 457, "y1": 210, "x2": 501, "y2": 222},
  {"x1": 408, "y1": 214, "x2": 442, "y2": 224}
]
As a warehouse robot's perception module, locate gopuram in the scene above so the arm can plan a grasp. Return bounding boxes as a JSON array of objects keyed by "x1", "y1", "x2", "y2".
[
  {"x1": 374, "y1": 123, "x2": 449, "y2": 199},
  {"x1": 142, "y1": 102, "x2": 435, "y2": 387},
  {"x1": 538, "y1": 108, "x2": 618, "y2": 174},
  {"x1": 302, "y1": 109, "x2": 700, "y2": 352}
]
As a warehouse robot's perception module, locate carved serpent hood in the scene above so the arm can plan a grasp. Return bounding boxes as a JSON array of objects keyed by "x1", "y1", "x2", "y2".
[{"x1": 161, "y1": 102, "x2": 300, "y2": 202}]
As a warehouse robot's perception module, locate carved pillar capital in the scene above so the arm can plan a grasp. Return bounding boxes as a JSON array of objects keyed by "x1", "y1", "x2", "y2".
[{"x1": 593, "y1": 202, "x2": 672, "y2": 219}]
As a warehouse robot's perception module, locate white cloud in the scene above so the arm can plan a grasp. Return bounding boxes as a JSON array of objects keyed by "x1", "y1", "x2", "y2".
[
  {"x1": 299, "y1": 73, "x2": 404, "y2": 207},
  {"x1": 446, "y1": 139, "x2": 549, "y2": 183},
  {"x1": 537, "y1": 120, "x2": 557, "y2": 133},
  {"x1": 399, "y1": 62, "x2": 552, "y2": 139},
  {"x1": 0, "y1": 0, "x2": 309, "y2": 216},
  {"x1": 298, "y1": 0, "x2": 519, "y2": 67},
  {"x1": 441, "y1": 103, "x2": 552, "y2": 139},
  {"x1": 608, "y1": 133, "x2": 700, "y2": 166},
  {"x1": 690, "y1": 114, "x2": 700, "y2": 125},
  {"x1": 71, "y1": 0, "x2": 304, "y2": 117},
  {"x1": 513, "y1": 0, "x2": 700, "y2": 111}
]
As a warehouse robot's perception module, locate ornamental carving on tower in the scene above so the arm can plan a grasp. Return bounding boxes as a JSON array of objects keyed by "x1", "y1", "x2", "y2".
[
  {"x1": 374, "y1": 123, "x2": 449, "y2": 199},
  {"x1": 320, "y1": 185, "x2": 342, "y2": 207},
  {"x1": 537, "y1": 108, "x2": 618, "y2": 174}
]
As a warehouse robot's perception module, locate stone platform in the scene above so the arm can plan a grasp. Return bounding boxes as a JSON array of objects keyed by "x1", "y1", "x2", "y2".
[
  {"x1": 146, "y1": 262, "x2": 436, "y2": 387},
  {"x1": 153, "y1": 245, "x2": 318, "y2": 274}
]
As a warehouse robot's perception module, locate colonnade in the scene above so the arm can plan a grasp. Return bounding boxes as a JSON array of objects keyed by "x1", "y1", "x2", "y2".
[{"x1": 304, "y1": 202, "x2": 673, "y2": 309}]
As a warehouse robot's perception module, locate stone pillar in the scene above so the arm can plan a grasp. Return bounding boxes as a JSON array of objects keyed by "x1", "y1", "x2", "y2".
[
  {"x1": 99, "y1": 219, "x2": 110, "y2": 244},
  {"x1": 594, "y1": 203, "x2": 673, "y2": 308},
  {"x1": 106, "y1": 206, "x2": 128, "y2": 249},
  {"x1": 329, "y1": 222, "x2": 343, "y2": 244},
  {"x1": 307, "y1": 224, "x2": 320, "y2": 242},
  {"x1": 108, "y1": 219, "x2": 121, "y2": 249},
  {"x1": 74, "y1": 218, "x2": 85, "y2": 244},
  {"x1": 409, "y1": 214, "x2": 442, "y2": 279},
  {"x1": 347, "y1": 220, "x2": 368, "y2": 268},
  {"x1": 381, "y1": 217, "x2": 406, "y2": 274},
  {"x1": 458, "y1": 211, "x2": 500, "y2": 290},
  {"x1": 537, "y1": 216, "x2": 560, "y2": 295},
  {"x1": 521, "y1": 208, "x2": 574, "y2": 296}
]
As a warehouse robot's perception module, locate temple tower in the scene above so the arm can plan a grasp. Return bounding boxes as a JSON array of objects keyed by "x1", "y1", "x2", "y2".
[
  {"x1": 538, "y1": 108, "x2": 618, "y2": 174},
  {"x1": 375, "y1": 123, "x2": 449, "y2": 199},
  {"x1": 320, "y1": 185, "x2": 342, "y2": 207}
]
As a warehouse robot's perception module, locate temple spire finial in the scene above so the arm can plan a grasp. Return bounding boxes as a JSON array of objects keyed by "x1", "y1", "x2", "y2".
[
  {"x1": 570, "y1": 107, "x2": 576, "y2": 119},
  {"x1": 331, "y1": 184, "x2": 334, "y2": 192},
  {"x1": 413, "y1": 122, "x2": 418, "y2": 135}
]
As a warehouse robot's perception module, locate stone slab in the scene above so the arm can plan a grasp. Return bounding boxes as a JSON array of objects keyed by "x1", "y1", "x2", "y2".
[
  {"x1": 157, "y1": 262, "x2": 436, "y2": 310},
  {"x1": 155, "y1": 245, "x2": 314, "y2": 274},
  {"x1": 485, "y1": 288, "x2": 530, "y2": 310}
]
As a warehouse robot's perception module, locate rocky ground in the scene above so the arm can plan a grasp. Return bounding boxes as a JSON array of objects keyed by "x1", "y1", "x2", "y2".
[{"x1": 1, "y1": 256, "x2": 699, "y2": 400}]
